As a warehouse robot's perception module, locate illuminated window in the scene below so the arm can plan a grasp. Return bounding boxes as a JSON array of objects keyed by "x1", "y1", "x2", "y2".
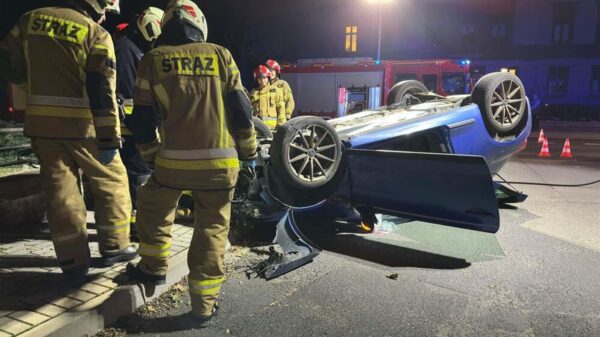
[{"x1": 345, "y1": 26, "x2": 358, "y2": 53}]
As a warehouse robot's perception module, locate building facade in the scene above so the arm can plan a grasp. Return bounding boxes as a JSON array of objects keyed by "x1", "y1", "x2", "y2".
[{"x1": 287, "y1": 0, "x2": 600, "y2": 118}]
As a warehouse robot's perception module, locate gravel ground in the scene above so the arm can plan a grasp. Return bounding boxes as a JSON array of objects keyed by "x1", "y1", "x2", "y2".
[{"x1": 93, "y1": 242, "x2": 274, "y2": 336}]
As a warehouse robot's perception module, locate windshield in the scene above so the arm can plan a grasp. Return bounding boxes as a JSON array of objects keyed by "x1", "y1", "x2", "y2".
[{"x1": 443, "y1": 72, "x2": 468, "y2": 95}]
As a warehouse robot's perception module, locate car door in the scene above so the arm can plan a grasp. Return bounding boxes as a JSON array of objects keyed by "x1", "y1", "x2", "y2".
[{"x1": 346, "y1": 149, "x2": 499, "y2": 233}]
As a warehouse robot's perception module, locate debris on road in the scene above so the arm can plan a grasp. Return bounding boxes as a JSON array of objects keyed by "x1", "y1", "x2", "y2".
[
  {"x1": 386, "y1": 273, "x2": 399, "y2": 280},
  {"x1": 92, "y1": 327, "x2": 127, "y2": 337}
]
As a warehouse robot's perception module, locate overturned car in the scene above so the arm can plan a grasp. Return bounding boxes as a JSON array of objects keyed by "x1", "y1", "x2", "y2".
[{"x1": 236, "y1": 72, "x2": 530, "y2": 278}]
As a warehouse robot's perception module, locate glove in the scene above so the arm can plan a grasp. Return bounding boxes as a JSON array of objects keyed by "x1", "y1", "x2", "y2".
[
  {"x1": 240, "y1": 159, "x2": 256, "y2": 180},
  {"x1": 241, "y1": 159, "x2": 256, "y2": 169},
  {"x1": 98, "y1": 149, "x2": 117, "y2": 165}
]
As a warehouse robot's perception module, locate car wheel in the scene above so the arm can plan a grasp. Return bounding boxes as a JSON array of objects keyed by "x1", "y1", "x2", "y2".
[
  {"x1": 472, "y1": 72, "x2": 527, "y2": 135},
  {"x1": 252, "y1": 117, "x2": 273, "y2": 139},
  {"x1": 270, "y1": 116, "x2": 342, "y2": 190},
  {"x1": 386, "y1": 80, "x2": 429, "y2": 106}
]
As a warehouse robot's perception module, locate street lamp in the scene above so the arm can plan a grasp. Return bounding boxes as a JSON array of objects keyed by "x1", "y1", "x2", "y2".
[{"x1": 367, "y1": 0, "x2": 393, "y2": 64}]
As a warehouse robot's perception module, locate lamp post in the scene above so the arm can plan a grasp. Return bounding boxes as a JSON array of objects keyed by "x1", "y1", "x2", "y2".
[
  {"x1": 367, "y1": 0, "x2": 392, "y2": 64},
  {"x1": 377, "y1": 3, "x2": 383, "y2": 63}
]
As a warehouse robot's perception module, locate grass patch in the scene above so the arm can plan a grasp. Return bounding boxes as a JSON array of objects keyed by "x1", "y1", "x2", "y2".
[{"x1": 0, "y1": 120, "x2": 36, "y2": 173}]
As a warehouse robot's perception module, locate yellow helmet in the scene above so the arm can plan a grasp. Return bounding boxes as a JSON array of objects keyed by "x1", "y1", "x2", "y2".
[
  {"x1": 163, "y1": 0, "x2": 208, "y2": 40},
  {"x1": 137, "y1": 7, "x2": 164, "y2": 42},
  {"x1": 82, "y1": 0, "x2": 119, "y2": 16}
]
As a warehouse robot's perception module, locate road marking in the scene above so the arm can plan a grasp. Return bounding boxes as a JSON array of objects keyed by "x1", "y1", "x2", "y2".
[{"x1": 584, "y1": 143, "x2": 600, "y2": 146}]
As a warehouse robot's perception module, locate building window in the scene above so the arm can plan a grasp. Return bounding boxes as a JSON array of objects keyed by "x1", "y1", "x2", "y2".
[
  {"x1": 491, "y1": 23, "x2": 507, "y2": 38},
  {"x1": 552, "y1": 2, "x2": 576, "y2": 44},
  {"x1": 547, "y1": 66, "x2": 570, "y2": 97},
  {"x1": 461, "y1": 24, "x2": 475, "y2": 45},
  {"x1": 597, "y1": 2, "x2": 600, "y2": 43},
  {"x1": 345, "y1": 26, "x2": 358, "y2": 53},
  {"x1": 591, "y1": 66, "x2": 600, "y2": 96}
]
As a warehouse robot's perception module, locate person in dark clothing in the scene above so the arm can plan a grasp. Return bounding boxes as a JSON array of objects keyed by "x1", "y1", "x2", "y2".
[
  {"x1": 115, "y1": 7, "x2": 164, "y2": 233},
  {"x1": 530, "y1": 94, "x2": 542, "y2": 131}
]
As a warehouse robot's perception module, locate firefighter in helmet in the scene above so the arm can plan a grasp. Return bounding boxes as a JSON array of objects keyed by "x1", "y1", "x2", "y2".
[
  {"x1": 0, "y1": 0, "x2": 137, "y2": 284},
  {"x1": 115, "y1": 7, "x2": 164, "y2": 233},
  {"x1": 266, "y1": 59, "x2": 295, "y2": 120},
  {"x1": 249, "y1": 65, "x2": 286, "y2": 130},
  {"x1": 125, "y1": 0, "x2": 256, "y2": 325}
]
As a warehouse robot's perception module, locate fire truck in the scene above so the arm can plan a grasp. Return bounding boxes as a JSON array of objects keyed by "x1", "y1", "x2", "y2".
[{"x1": 281, "y1": 58, "x2": 471, "y2": 119}]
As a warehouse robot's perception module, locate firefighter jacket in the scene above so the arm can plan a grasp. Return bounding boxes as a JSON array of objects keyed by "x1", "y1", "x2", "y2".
[
  {"x1": 249, "y1": 84, "x2": 286, "y2": 130},
  {"x1": 127, "y1": 42, "x2": 257, "y2": 190},
  {"x1": 271, "y1": 77, "x2": 295, "y2": 119},
  {"x1": 115, "y1": 35, "x2": 151, "y2": 175},
  {"x1": 0, "y1": 7, "x2": 121, "y2": 149}
]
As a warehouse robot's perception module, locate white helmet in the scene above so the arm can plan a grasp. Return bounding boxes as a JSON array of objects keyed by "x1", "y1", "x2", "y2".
[
  {"x1": 137, "y1": 7, "x2": 164, "y2": 42},
  {"x1": 162, "y1": 0, "x2": 208, "y2": 40},
  {"x1": 81, "y1": 0, "x2": 120, "y2": 16}
]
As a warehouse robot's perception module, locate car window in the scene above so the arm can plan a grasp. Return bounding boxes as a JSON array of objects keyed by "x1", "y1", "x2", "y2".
[
  {"x1": 422, "y1": 74, "x2": 438, "y2": 92},
  {"x1": 443, "y1": 72, "x2": 468, "y2": 95},
  {"x1": 395, "y1": 73, "x2": 417, "y2": 83}
]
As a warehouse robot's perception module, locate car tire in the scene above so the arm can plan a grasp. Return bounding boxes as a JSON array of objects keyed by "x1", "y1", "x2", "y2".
[
  {"x1": 472, "y1": 72, "x2": 527, "y2": 135},
  {"x1": 386, "y1": 80, "x2": 429, "y2": 106},
  {"x1": 270, "y1": 116, "x2": 342, "y2": 190},
  {"x1": 252, "y1": 117, "x2": 273, "y2": 139}
]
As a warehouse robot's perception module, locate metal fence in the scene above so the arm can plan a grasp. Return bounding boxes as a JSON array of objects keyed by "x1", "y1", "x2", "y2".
[{"x1": 540, "y1": 105, "x2": 600, "y2": 121}]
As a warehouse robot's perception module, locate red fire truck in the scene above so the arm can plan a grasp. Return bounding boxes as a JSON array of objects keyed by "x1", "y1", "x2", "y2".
[{"x1": 281, "y1": 58, "x2": 471, "y2": 119}]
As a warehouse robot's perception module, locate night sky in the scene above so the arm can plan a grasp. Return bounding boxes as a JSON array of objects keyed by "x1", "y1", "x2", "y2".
[{"x1": 0, "y1": 0, "x2": 316, "y2": 87}]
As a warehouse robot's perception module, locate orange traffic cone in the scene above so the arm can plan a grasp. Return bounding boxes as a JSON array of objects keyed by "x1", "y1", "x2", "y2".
[
  {"x1": 538, "y1": 138, "x2": 551, "y2": 157},
  {"x1": 560, "y1": 138, "x2": 573, "y2": 158},
  {"x1": 537, "y1": 129, "x2": 545, "y2": 144}
]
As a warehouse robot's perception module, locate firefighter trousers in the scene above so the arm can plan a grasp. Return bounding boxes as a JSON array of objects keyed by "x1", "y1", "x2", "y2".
[
  {"x1": 32, "y1": 138, "x2": 132, "y2": 272},
  {"x1": 136, "y1": 177, "x2": 234, "y2": 317}
]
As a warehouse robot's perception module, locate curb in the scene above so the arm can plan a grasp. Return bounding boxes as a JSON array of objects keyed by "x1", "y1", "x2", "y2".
[{"x1": 18, "y1": 251, "x2": 189, "y2": 337}]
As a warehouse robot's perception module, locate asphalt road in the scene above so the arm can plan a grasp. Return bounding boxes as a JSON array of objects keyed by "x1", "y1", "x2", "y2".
[{"x1": 123, "y1": 152, "x2": 600, "y2": 337}]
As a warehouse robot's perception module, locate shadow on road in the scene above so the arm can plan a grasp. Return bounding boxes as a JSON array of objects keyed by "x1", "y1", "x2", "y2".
[
  {"x1": 306, "y1": 232, "x2": 471, "y2": 270},
  {"x1": 293, "y1": 212, "x2": 472, "y2": 270},
  {"x1": 118, "y1": 312, "x2": 218, "y2": 334}
]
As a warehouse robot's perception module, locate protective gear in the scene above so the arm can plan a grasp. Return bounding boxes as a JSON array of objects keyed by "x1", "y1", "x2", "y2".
[
  {"x1": 0, "y1": 7, "x2": 122, "y2": 149},
  {"x1": 104, "y1": 0, "x2": 120, "y2": 14},
  {"x1": 241, "y1": 159, "x2": 256, "y2": 169},
  {"x1": 266, "y1": 59, "x2": 281, "y2": 74},
  {"x1": 254, "y1": 65, "x2": 270, "y2": 80},
  {"x1": 271, "y1": 77, "x2": 295, "y2": 120},
  {"x1": 115, "y1": 10, "x2": 156, "y2": 226},
  {"x1": 135, "y1": 179, "x2": 234, "y2": 317},
  {"x1": 126, "y1": 262, "x2": 166, "y2": 285},
  {"x1": 101, "y1": 245, "x2": 138, "y2": 266},
  {"x1": 128, "y1": 8, "x2": 256, "y2": 317},
  {"x1": 162, "y1": 0, "x2": 208, "y2": 41},
  {"x1": 249, "y1": 84, "x2": 286, "y2": 130},
  {"x1": 98, "y1": 149, "x2": 117, "y2": 165},
  {"x1": 128, "y1": 42, "x2": 256, "y2": 190},
  {"x1": 0, "y1": 6, "x2": 134, "y2": 276},
  {"x1": 32, "y1": 138, "x2": 133, "y2": 270},
  {"x1": 266, "y1": 59, "x2": 295, "y2": 119},
  {"x1": 82, "y1": 0, "x2": 120, "y2": 17},
  {"x1": 137, "y1": 7, "x2": 164, "y2": 43}
]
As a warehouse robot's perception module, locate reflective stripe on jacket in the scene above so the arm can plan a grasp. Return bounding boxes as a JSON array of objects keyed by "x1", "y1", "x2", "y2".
[
  {"x1": 0, "y1": 7, "x2": 120, "y2": 149},
  {"x1": 130, "y1": 42, "x2": 256, "y2": 190}
]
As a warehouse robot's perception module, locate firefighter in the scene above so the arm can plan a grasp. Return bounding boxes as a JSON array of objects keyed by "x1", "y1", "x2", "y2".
[
  {"x1": 125, "y1": 0, "x2": 256, "y2": 325},
  {"x1": 249, "y1": 65, "x2": 286, "y2": 130},
  {"x1": 0, "y1": 0, "x2": 137, "y2": 283},
  {"x1": 266, "y1": 59, "x2": 295, "y2": 119},
  {"x1": 115, "y1": 7, "x2": 164, "y2": 232}
]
